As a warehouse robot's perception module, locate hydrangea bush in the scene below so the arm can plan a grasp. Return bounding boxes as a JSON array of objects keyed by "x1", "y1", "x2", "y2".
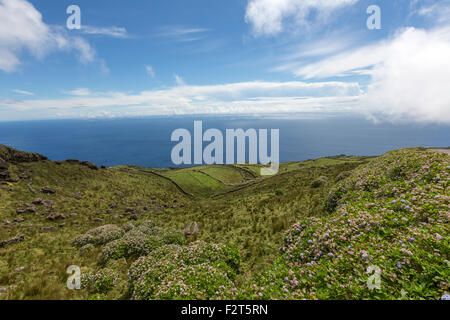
[
  {"x1": 81, "y1": 268, "x2": 120, "y2": 294},
  {"x1": 100, "y1": 221, "x2": 185, "y2": 263},
  {"x1": 239, "y1": 149, "x2": 449, "y2": 300},
  {"x1": 128, "y1": 241, "x2": 240, "y2": 300},
  {"x1": 72, "y1": 224, "x2": 124, "y2": 247}
]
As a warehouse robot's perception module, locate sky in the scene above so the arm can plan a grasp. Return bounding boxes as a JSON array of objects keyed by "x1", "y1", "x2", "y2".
[{"x1": 0, "y1": 0, "x2": 450, "y2": 123}]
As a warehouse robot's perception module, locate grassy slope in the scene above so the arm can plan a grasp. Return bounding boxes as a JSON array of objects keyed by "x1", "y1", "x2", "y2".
[
  {"x1": 1, "y1": 148, "x2": 447, "y2": 300},
  {"x1": 240, "y1": 149, "x2": 449, "y2": 300}
]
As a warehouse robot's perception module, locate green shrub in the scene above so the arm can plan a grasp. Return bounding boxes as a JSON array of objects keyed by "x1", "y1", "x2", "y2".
[
  {"x1": 81, "y1": 269, "x2": 120, "y2": 294},
  {"x1": 128, "y1": 241, "x2": 240, "y2": 300},
  {"x1": 72, "y1": 224, "x2": 124, "y2": 247}
]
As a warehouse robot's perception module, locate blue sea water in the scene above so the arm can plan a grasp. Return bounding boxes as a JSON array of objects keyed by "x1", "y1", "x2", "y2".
[{"x1": 0, "y1": 115, "x2": 449, "y2": 168}]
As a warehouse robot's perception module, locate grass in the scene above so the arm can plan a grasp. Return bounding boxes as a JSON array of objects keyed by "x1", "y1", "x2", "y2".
[{"x1": 1, "y1": 146, "x2": 447, "y2": 300}]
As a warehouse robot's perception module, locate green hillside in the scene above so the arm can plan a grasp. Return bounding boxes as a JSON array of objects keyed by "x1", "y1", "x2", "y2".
[{"x1": 0, "y1": 145, "x2": 448, "y2": 300}]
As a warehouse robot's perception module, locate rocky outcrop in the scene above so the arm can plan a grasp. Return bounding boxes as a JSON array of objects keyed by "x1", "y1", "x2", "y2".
[
  {"x1": 66, "y1": 159, "x2": 98, "y2": 170},
  {"x1": 41, "y1": 186, "x2": 56, "y2": 194},
  {"x1": 81, "y1": 161, "x2": 98, "y2": 170},
  {"x1": 0, "y1": 235, "x2": 24, "y2": 248},
  {"x1": 0, "y1": 145, "x2": 47, "y2": 182},
  {"x1": 0, "y1": 145, "x2": 47, "y2": 163},
  {"x1": 0, "y1": 157, "x2": 9, "y2": 181}
]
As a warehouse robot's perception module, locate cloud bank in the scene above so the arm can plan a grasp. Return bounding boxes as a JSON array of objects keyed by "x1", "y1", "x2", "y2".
[
  {"x1": 0, "y1": 81, "x2": 361, "y2": 120},
  {"x1": 245, "y1": 0, "x2": 358, "y2": 36},
  {"x1": 291, "y1": 26, "x2": 450, "y2": 124}
]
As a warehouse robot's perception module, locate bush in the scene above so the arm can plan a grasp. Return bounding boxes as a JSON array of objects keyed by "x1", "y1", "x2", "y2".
[
  {"x1": 128, "y1": 241, "x2": 240, "y2": 300},
  {"x1": 241, "y1": 149, "x2": 450, "y2": 300},
  {"x1": 72, "y1": 224, "x2": 124, "y2": 247},
  {"x1": 100, "y1": 220, "x2": 185, "y2": 264},
  {"x1": 310, "y1": 176, "x2": 329, "y2": 188},
  {"x1": 81, "y1": 269, "x2": 120, "y2": 294}
]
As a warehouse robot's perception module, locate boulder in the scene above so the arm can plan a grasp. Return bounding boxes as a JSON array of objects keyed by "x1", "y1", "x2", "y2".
[
  {"x1": 0, "y1": 145, "x2": 47, "y2": 163},
  {"x1": 0, "y1": 158, "x2": 9, "y2": 181},
  {"x1": 0, "y1": 158, "x2": 8, "y2": 169},
  {"x1": 46, "y1": 213, "x2": 66, "y2": 221},
  {"x1": 125, "y1": 207, "x2": 136, "y2": 214},
  {"x1": 65, "y1": 159, "x2": 80, "y2": 164},
  {"x1": 81, "y1": 161, "x2": 98, "y2": 170},
  {"x1": 16, "y1": 205, "x2": 36, "y2": 214},
  {"x1": 41, "y1": 226, "x2": 56, "y2": 232},
  {"x1": 32, "y1": 198, "x2": 43, "y2": 205},
  {"x1": 41, "y1": 186, "x2": 56, "y2": 194},
  {"x1": 0, "y1": 235, "x2": 24, "y2": 248}
]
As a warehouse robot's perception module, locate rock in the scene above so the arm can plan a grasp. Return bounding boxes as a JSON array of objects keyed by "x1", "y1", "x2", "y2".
[
  {"x1": 65, "y1": 159, "x2": 80, "y2": 164},
  {"x1": 59, "y1": 223, "x2": 66, "y2": 228},
  {"x1": 125, "y1": 207, "x2": 136, "y2": 214},
  {"x1": 0, "y1": 145, "x2": 47, "y2": 163},
  {"x1": 41, "y1": 226, "x2": 56, "y2": 231},
  {"x1": 101, "y1": 165, "x2": 107, "y2": 169},
  {"x1": 92, "y1": 218, "x2": 103, "y2": 223},
  {"x1": 13, "y1": 218, "x2": 25, "y2": 223},
  {"x1": 73, "y1": 192, "x2": 82, "y2": 200},
  {"x1": 41, "y1": 186, "x2": 56, "y2": 194},
  {"x1": 32, "y1": 198, "x2": 43, "y2": 205},
  {"x1": 0, "y1": 157, "x2": 8, "y2": 169},
  {"x1": 0, "y1": 287, "x2": 6, "y2": 294},
  {"x1": 0, "y1": 167, "x2": 10, "y2": 181},
  {"x1": 16, "y1": 205, "x2": 36, "y2": 214},
  {"x1": 0, "y1": 235, "x2": 25, "y2": 248},
  {"x1": 42, "y1": 200, "x2": 54, "y2": 210},
  {"x1": 80, "y1": 161, "x2": 98, "y2": 170},
  {"x1": 46, "y1": 213, "x2": 66, "y2": 221},
  {"x1": 15, "y1": 267, "x2": 25, "y2": 273},
  {"x1": 129, "y1": 214, "x2": 139, "y2": 221}
]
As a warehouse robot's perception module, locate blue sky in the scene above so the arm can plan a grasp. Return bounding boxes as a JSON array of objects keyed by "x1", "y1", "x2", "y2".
[{"x1": 1, "y1": 0, "x2": 450, "y2": 123}]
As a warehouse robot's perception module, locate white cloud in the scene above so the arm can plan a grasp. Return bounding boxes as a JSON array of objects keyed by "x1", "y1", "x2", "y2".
[
  {"x1": 0, "y1": 80, "x2": 362, "y2": 119},
  {"x1": 156, "y1": 25, "x2": 210, "y2": 42},
  {"x1": 413, "y1": 0, "x2": 450, "y2": 24},
  {"x1": 245, "y1": 0, "x2": 358, "y2": 36},
  {"x1": 65, "y1": 88, "x2": 92, "y2": 96},
  {"x1": 146, "y1": 65, "x2": 155, "y2": 78},
  {"x1": 81, "y1": 26, "x2": 128, "y2": 38},
  {"x1": 12, "y1": 89, "x2": 34, "y2": 95},
  {"x1": 293, "y1": 26, "x2": 450, "y2": 123},
  {"x1": 174, "y1": 74, "x2": 185, "y2": 86},
  {"x1": 0, "y1": 0, "x2": 95, "y2": 72}
]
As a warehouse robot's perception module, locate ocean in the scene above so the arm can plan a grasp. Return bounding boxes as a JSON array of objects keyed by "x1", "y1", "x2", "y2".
[{"x1": 0, "y1": 115, "x2": 449, "y2": 168}]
